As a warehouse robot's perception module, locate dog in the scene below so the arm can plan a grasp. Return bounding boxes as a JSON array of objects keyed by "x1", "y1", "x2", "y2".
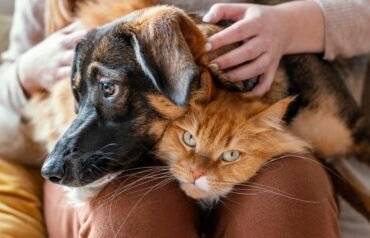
[
  {"x1": 22, "y1": 4, "x2": 208, "y2": 197},
  {"x1": 6, "y1": 0, "x2": 369, "y2": 216}
]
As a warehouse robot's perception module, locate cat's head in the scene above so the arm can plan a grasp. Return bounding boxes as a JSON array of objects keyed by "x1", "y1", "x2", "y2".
[{"x1": 156, "y1": 92, "x2": 310, "y2": 201}]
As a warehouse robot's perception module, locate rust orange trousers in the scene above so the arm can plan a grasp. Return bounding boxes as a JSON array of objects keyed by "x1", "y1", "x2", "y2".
[{"x1": 44, "y1": 156, "x2": 339, "y2": 238}]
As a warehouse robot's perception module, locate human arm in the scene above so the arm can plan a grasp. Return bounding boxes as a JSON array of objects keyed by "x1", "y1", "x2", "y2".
[
  {"x1": 314, "y1": 0, "x2": 370, "y2": 60},
  {"x1": 203, "y1": 0, "x2": 370, "y2": 96},
  {"x1": 0, "y1": 0, "x2": 44, "y2": 111},
  {"x1": 0, "y1": 0, "x2": 86, "y2": 112}
]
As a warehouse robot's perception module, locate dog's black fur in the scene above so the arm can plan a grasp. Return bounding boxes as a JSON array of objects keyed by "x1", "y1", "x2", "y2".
[
  {"x1": 42, "y1": 5, "x2": 370, "y2": 188},
  {"x1": 42, "y1": 29, "x2": 155, "y2": 186},
  {"x1": 38, "y1": 1, "x2": 370, "y2": 220},
  {"x1": 41, "y1": 8, "x2": 202, "y2": 186}
]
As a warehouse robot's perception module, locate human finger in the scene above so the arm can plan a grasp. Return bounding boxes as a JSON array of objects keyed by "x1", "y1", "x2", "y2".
[
  {"x1": 251, "y1": 62, "x2": 278, "y2": 96},
  {"x1": 61, "y1": 30, "x2": 88, "y2": 49},
  {"x1": 224, "y1": 53, "x2": 270, "y2": 82},
  {"x1": 203, "y1": 4, "x2": 248, "y2": 23},
  {"x1": 60, "y1": 21, "x2": 82, "y2": 34},
  {"x1": 59, "y1": 50, "x2": 75, "y2": 66},
  {"x1": 56, "y1": 66, "x2": 72, "y2": 81},
  {"x1": 211, "y1": 37, "x2": 265, "y2": 70},
  {"x1": 205, "y1": 17, "x2": 260, "y2": 52}
]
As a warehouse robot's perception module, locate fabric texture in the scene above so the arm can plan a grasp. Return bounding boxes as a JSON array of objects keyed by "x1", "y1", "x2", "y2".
[
  {"x1": 44, "y1": 157, "x2": 339, "y2": 238},
  {"x1": 0, "y1": 3, "x2": 46, "y2": 237},
  {"x1": 0, "y1": 15, "x2": 12, "y2": 53},
  {"x1": 1, "y1": 0, "x2": 370, "y2": 112},
  {"x1": 0, "y1": 0, "x2": 44, "y2": 112},
  {"x1": 0, "y1": 0, "x2": 369, "y2": 237},
  {"x1": 0, "y1": 159, "x2": 45, "y2": 238},
  {"x1": 313, "y1": 0, "x2": 370, "y2": 60}
]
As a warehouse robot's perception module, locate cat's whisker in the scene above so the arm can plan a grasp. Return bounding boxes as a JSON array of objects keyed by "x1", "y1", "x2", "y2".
[
  {"x1": 233, "y1": 181, "x2": 322, "y2": 204},
  {"x1": 120, "y1": 177, "x2": 176, "y2": 198},
  {"x1": 230, "y1": 187, "x2": 321, "y2": 204},
  {"x1": 108, "y1": 177, "x2": 173, "y2": 236},
  {"x1": 113, "y1": 173, "x2": 169, "y2": 192},
  {"x1": 111, "y1": 171, "x2": 174, "y2": 198},
  {"x1": 220, "y1": 195, "x2": 255, "y2": 213},
  {"x1": 119, "y1": 176, "x2": 175, "y2": 197},
  {"x1": 96, "y1": 169, "x2": 172, "y2": 206},
  {"x1": 263, "y1": 153, "x2": 310, "y2": 167},
  {"x1": 237, "y1": 182, "x2": 304, "y2": 199},
  {"x1": 207, "y1": 179, "x2": 313, "y2": 203},
  {"x1": 112, "y1": 178, "x2": 174, "y2": 238},
  {"x1": 262, "y1": 153, "x2": 347, "y2": 183},
  {"x1": 229, "y1": 191, "x2": 263, "y2": 196},
  {"x1": 95, "y1": 173, "x2": 174, "y2": 218}
]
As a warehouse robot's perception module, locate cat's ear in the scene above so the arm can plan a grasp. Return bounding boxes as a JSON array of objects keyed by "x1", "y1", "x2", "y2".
[{"x1": 254, "y1": 97, "x2": 295, "y2": 129}]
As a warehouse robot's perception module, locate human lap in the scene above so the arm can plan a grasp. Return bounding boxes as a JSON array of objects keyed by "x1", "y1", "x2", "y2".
[
  {"x1": 44, "y1": 156, "x2": 338, "y2": 238},
  {"x1": 2, "y1": 0, "x2": 370, "y2": 236}
]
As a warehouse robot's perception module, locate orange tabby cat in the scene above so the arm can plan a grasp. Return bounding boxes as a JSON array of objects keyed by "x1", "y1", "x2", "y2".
[{"x1": 156, "y1": 79, "x2": 310, "y2": 202}]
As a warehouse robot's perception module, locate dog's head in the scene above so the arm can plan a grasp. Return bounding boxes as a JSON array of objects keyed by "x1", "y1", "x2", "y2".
[{"x1": 41, "y1": 6, "x2": 208, "y2": 187}]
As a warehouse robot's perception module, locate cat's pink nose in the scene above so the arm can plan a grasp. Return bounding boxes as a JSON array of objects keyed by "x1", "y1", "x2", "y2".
[{"x1": 190, "y1": 167, "x2": 204, "y2": 180}]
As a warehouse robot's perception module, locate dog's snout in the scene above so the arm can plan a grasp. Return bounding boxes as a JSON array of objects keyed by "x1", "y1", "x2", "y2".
[
  {"x1": 41, "y1": 161, "x2": 65, "y2": 184},
  {"x1": 63, "y1": 147, "x2": 79, "y2": 157}
]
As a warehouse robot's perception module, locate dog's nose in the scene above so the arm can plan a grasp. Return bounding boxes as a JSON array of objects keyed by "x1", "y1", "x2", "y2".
[{"x1": 41, "y1": 163, "x2": 65, "y2": 184}]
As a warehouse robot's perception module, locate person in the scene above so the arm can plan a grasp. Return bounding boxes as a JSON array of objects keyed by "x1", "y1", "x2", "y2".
[
  {"x1": 202, "y1": 1, "x2": 370, "y2": 96},
  {"x1": 0, "y1": 0, "x2": 86, "y2": 111},
  {"x1": 0, "y1": 0, "x2": 86, "y2": 236},
  {"x1": 0, "y1": 0, "x2": 368, "y2": 237}
]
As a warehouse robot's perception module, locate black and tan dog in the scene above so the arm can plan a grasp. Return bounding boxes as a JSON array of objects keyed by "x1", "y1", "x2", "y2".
[{"x1": 12, "y1": 0, "x2": 369, "y2": 216}]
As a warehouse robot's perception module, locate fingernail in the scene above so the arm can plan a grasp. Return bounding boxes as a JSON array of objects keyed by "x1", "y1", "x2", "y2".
[
  {"x1": 209, "y1": 63, "x2": 219, "y2": 71},
  {"x1": 202, "y1": 14, "x2": 212, "y2": 23},
  {"x1": 204, "y1": 43, "x2": 212, "y2": 52}
]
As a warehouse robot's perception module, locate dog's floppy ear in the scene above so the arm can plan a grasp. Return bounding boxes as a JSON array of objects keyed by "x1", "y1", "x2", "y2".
[{"x1": 131, "y1": 6, "x2": 207, "y2": 106}]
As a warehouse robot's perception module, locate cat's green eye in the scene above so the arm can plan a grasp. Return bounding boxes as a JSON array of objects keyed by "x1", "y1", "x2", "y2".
[
  {"x1": 221, "y1": 150, "x2": 240, "y2": 162},
  {"x1": 183, "y1": 131, "x2": 196, "y2": 147}
]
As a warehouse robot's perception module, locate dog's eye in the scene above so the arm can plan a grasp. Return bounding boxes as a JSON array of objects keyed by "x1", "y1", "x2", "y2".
[{"x1": 100, "y1": 81, "x2": 118, "y2": 97}]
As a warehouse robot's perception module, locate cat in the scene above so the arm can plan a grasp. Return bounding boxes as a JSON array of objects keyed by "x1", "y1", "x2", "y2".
[
  {"x1": 5, "y1": 0, "x2": 368, "y2": 215},
  {"x1": 156, "y1": 76, "x2": 311, "y2": 203}
]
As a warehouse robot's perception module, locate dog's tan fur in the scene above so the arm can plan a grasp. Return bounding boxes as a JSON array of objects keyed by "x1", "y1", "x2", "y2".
[
  {"x1": 8, "y1": 0, "x2": 365, "y2": 167},
  {"x1": 1, "y1": 0, "x2": 368, "y2": 218},
  {"x1": 16, "y1": 0, "x2": 159, "y2": 165},
  {"x1": 21, "y1": 0, "x2": 222, "y2": 163}
]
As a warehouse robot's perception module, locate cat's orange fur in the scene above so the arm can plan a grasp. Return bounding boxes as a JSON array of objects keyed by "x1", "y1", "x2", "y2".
[{"x1": 156, "y1": 76, "x2": 310, "y2": 201}]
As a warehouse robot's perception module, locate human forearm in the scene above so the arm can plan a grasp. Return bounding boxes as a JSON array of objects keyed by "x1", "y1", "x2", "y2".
[
  {"x1": 203, "y1": 1, "x2": 326, "y2": 96},
  {"x1": 0, "y1": 62, "x2": 28, "y2": 111},
  {"x1": 276, "y1": 0, "x2": 325, "y2": 55},
  {"x1": 313, "y1": 0, "x2": 370, "y2": 60}
]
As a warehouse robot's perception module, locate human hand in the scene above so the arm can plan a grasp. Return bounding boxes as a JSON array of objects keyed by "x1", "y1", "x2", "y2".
[
  {"x1": 203, "y1": 2, "x2": 324, "y2": 96},
  {"x1": 18, "y1": 22, "x2": 87, "y2": 96}
]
